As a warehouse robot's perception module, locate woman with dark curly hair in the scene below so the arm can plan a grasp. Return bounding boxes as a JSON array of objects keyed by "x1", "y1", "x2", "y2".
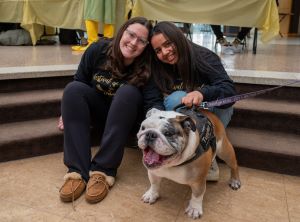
[
  {"x1": 59, "y1": 17, "x2": 152, "y2": 204},
  {"x1": 143, "y1": 21, "x2": 236, "y2": 182}
]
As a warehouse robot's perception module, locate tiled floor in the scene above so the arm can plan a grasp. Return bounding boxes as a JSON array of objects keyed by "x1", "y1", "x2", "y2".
[
  {"x1": 1, "y1": 32, "x2": 299, "y2": 85},
  {"x1": 0, "y1": 32, "x2": 299, "y2": 221},
  {"x1": 0, "y1": 32, "x2": 300, "y2": 74},
  {"x1": 0, "y1": 148, "x2": 300, "y2": 222}
]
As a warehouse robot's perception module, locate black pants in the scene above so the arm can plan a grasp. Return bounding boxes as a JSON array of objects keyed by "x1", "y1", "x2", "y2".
[
  {"x1": 61, "y1": 81, "x2": 143, "y2": 181},
  {"x1": 211, "y1": 25, "x2": 251, "y2": 41}
]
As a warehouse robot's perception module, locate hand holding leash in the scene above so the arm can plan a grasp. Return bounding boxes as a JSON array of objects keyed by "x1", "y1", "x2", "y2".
[
  {"x1": 181, "y1": 90, "x2": 204, "y2": 107},
  {"x1": 175, "y1": 79, "x2": 300, "y2": 111}
]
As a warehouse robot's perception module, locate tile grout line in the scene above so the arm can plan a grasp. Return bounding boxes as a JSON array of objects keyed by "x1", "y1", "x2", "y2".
[{"x1": 283, "y1": 176, "x2": 292, "y2": 222}]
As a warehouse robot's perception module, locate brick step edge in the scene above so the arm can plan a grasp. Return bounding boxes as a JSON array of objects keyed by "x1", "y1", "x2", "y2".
[
  {"x1": 233, "y1": 98, "x2": 300, "y2": 116},
  {"x1": 0, "y1": 117, "x2": 63, "y2": 162},
  {"x1": 0, "y1": 118, "x2": 131, "y2": 162},
  {"x1": 227, "y1": 127, "x2": 300, "y2": 156},
  {"x1": 6, "y1": 120, "x2": 298, "y2": 156},
  {"x1": 226, "y1": 127, "x2": 300, "y2": 176},
  {"x1": 0, "y1": 134, "x2": 64, "y2": 162},
  {"x1": 234, "y1": 83, "x2": 300, "y2": 102},
  {"x1": 232, "y1": 147, "x2": 300, "y2": 176},
  {"x1": 1, "y1": 118, "x2": 299, "y2": 176},
  {"x1": 0, "y1": 118, "x2": 61, "y2": 145},
  {"x1": 229, "y1": 109, "x2": 300, "y2": 135},
  {"x1": 0, "y1": 89, "x2": 63, "y2": 106},
  {"x1": 0, "y1": 74, "x2": 72, "y2": 93},
  {"x1": 0, "y1": 89, "x2": 63, "y2": 124}
]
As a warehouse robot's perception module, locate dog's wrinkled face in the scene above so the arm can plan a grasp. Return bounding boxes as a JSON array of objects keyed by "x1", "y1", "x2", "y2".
[{"x1": 137, "y1": 108, "x2": 196, "y2": 169}]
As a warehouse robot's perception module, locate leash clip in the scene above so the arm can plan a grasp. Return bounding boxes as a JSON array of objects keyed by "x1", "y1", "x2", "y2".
[{"x1": 199, "y1": 102, "x2": 208, "y2": 109}]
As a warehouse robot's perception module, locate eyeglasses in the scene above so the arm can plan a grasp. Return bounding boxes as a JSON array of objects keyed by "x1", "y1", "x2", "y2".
[{"x1": 124, "y1": 29, "x2": 149, "y2": 46}]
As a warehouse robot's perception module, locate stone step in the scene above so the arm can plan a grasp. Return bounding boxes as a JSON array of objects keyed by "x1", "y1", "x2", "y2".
[
  {"x1": 0, "y1": 89, "x2": 63, "y2": 124},
  {"x1": 0, "y1": 118, "x2": 134, "y2": 162},
  {"x1": 0, "y1": 76, "x2": 72, "y2": 93},
  {"x1": 0, "y1": 65, "x2": 75, "y2": 93},
  {"x1": 1, "y1": 85, "x2": 299, "y2": 132},
  {"x1": 234, "y1": 98, "x2": 300, "y2": 115},
  {"x1": 0, "y1": 117, "x2": 299, "y2": 176},
  {"x1": 0, "y1": 69, "x2": 298, "y2": 175},
  {"x1": 0, "y1": 118, "x2": 63, "y2": 162},
  {"x1": 234, "y1": 83, "x2": 300, "y2": 102},
  {"x1": 231, "y1": 98, "x2": 300, "y2": 134},
  {"x1": 227, "y1": 127, "x2": 300, "y2": 176}
]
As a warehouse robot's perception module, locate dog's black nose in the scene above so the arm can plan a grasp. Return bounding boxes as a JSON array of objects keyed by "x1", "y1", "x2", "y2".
[{"x1": 145, "y1": 131, "x2": 157, "y2": 142}]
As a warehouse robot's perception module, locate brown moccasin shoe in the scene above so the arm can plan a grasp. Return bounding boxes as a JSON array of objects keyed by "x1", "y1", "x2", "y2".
[
  {"x1": 85, "y1": 171, "x2": 114, "y2": 203},
  {"x1": 60, "y1": 172, "x2": 86, "y2": 202}
]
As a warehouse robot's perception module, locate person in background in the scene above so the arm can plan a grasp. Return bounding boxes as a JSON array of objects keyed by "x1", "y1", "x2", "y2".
[
  {"x1": 72, "y1": 0, "x2": 116, "y2": 51},
  {"x1": 59, "y1": 17, "x2": 152, "y2": 205},
  {"x1": 143, "y1": 21, "x2": 236, "y2": 181},
  {"x1": 211, "y1": 25, "x2": 251, "y2": 53}
]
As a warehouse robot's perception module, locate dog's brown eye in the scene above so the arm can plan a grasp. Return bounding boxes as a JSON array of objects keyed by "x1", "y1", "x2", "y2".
[
  {"x1": 141, "y1": 126, "x2": 145, "y2": 130},
  {"x1": 164, "y1": 132, "x2": 173, "y2": 137}
]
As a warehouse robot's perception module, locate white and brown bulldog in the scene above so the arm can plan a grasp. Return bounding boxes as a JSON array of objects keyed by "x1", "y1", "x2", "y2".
[{"x1": 137, "y1": 107, "x2": 241, "y2": 219}]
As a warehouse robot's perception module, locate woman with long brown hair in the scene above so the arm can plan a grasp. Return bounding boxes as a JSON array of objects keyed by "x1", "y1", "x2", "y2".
[
  {"x1": 143, "y1": 21, "x2": 236, "y2": 181},
  {"x1": 59, "y1": 17, "x2": 152, "y2": 204}
]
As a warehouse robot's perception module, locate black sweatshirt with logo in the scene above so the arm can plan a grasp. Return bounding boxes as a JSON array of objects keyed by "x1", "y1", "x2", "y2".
[
  {"x1": 143, "y1": 43, "x2": 236, "y2": 112},
  {"x1": 74, "y1": 39, "x2": 130, "y2": 97}
]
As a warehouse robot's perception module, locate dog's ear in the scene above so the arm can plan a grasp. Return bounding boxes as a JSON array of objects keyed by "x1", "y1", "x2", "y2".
[
  {"x1": 182, "y1": 117, "x2": 197, "y2": 132},
  {"x1": 146, "y1": 108, "x2": 160, "y2": 118},
  {"x1": 174, "y1": 115, "x2": 197, "y2": 132}
]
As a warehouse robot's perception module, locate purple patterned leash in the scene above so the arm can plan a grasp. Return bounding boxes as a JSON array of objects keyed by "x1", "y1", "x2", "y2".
[{"x1": 199, "y1": 80, "x2": 300, "y2": 109}]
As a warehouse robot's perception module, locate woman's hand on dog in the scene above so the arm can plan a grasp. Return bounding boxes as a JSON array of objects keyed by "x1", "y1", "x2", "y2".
[{"x1": 181, "y1": 91, "x2": 204, "y2": 107}]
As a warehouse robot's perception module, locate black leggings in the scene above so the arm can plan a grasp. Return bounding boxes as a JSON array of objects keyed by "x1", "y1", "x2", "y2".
[{"x1": 61, "y1": 81, "x2": 143, "y2": 181}]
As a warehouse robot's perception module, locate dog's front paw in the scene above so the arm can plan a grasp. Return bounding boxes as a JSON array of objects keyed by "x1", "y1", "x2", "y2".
[
  {"x1": 141, "y1": 189, "x2": 159, "y2": 204},
  {"x1": 228, "y1": 178, "x2": 241, "y2": 190},
  {"x1": 185, "y1": 204, "x2": 203, "y2": 219}
]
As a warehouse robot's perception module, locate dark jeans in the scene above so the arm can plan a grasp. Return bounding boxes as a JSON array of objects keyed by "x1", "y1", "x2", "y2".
[
  {"x1": 211, "y1": 25, "x2": 251, "y2": 41},
  {"x1": 62, "y1": 81, "x2": 143, "y2": 181}
]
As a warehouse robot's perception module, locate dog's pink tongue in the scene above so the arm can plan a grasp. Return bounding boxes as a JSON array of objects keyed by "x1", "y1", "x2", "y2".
[{"x1": 144, "y1": 149, "x2": 160, "y2": 165}]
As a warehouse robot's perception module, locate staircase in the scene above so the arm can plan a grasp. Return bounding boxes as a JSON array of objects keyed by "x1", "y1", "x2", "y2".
[
  {"x1": 0, "y1": 69, "x2": 299, "y2": 176},
  {"x1": 0, "y1": 70, "x2": 72, "y2": 162},
  {"x1": 227, "y1": 83, "x2": 300, "y2": 176}
]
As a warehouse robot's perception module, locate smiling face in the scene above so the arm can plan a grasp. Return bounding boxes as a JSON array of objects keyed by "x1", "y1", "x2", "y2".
[
  {"x1": 120, "y1": 23, "x2": 149, "y2": 66},
  {"x1": 151, "y1": 33, "x2": 178, "y2": 65}
]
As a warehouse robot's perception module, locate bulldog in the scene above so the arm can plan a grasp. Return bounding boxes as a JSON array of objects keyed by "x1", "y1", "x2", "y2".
[{"x1": 137, "y1": 107, "x2": 241, "y2": 219}]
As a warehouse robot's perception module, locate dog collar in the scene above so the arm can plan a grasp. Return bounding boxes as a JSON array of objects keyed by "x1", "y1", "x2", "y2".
[{"x1": 176, "y1": 107, "x2": 216, "y2": 167}]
